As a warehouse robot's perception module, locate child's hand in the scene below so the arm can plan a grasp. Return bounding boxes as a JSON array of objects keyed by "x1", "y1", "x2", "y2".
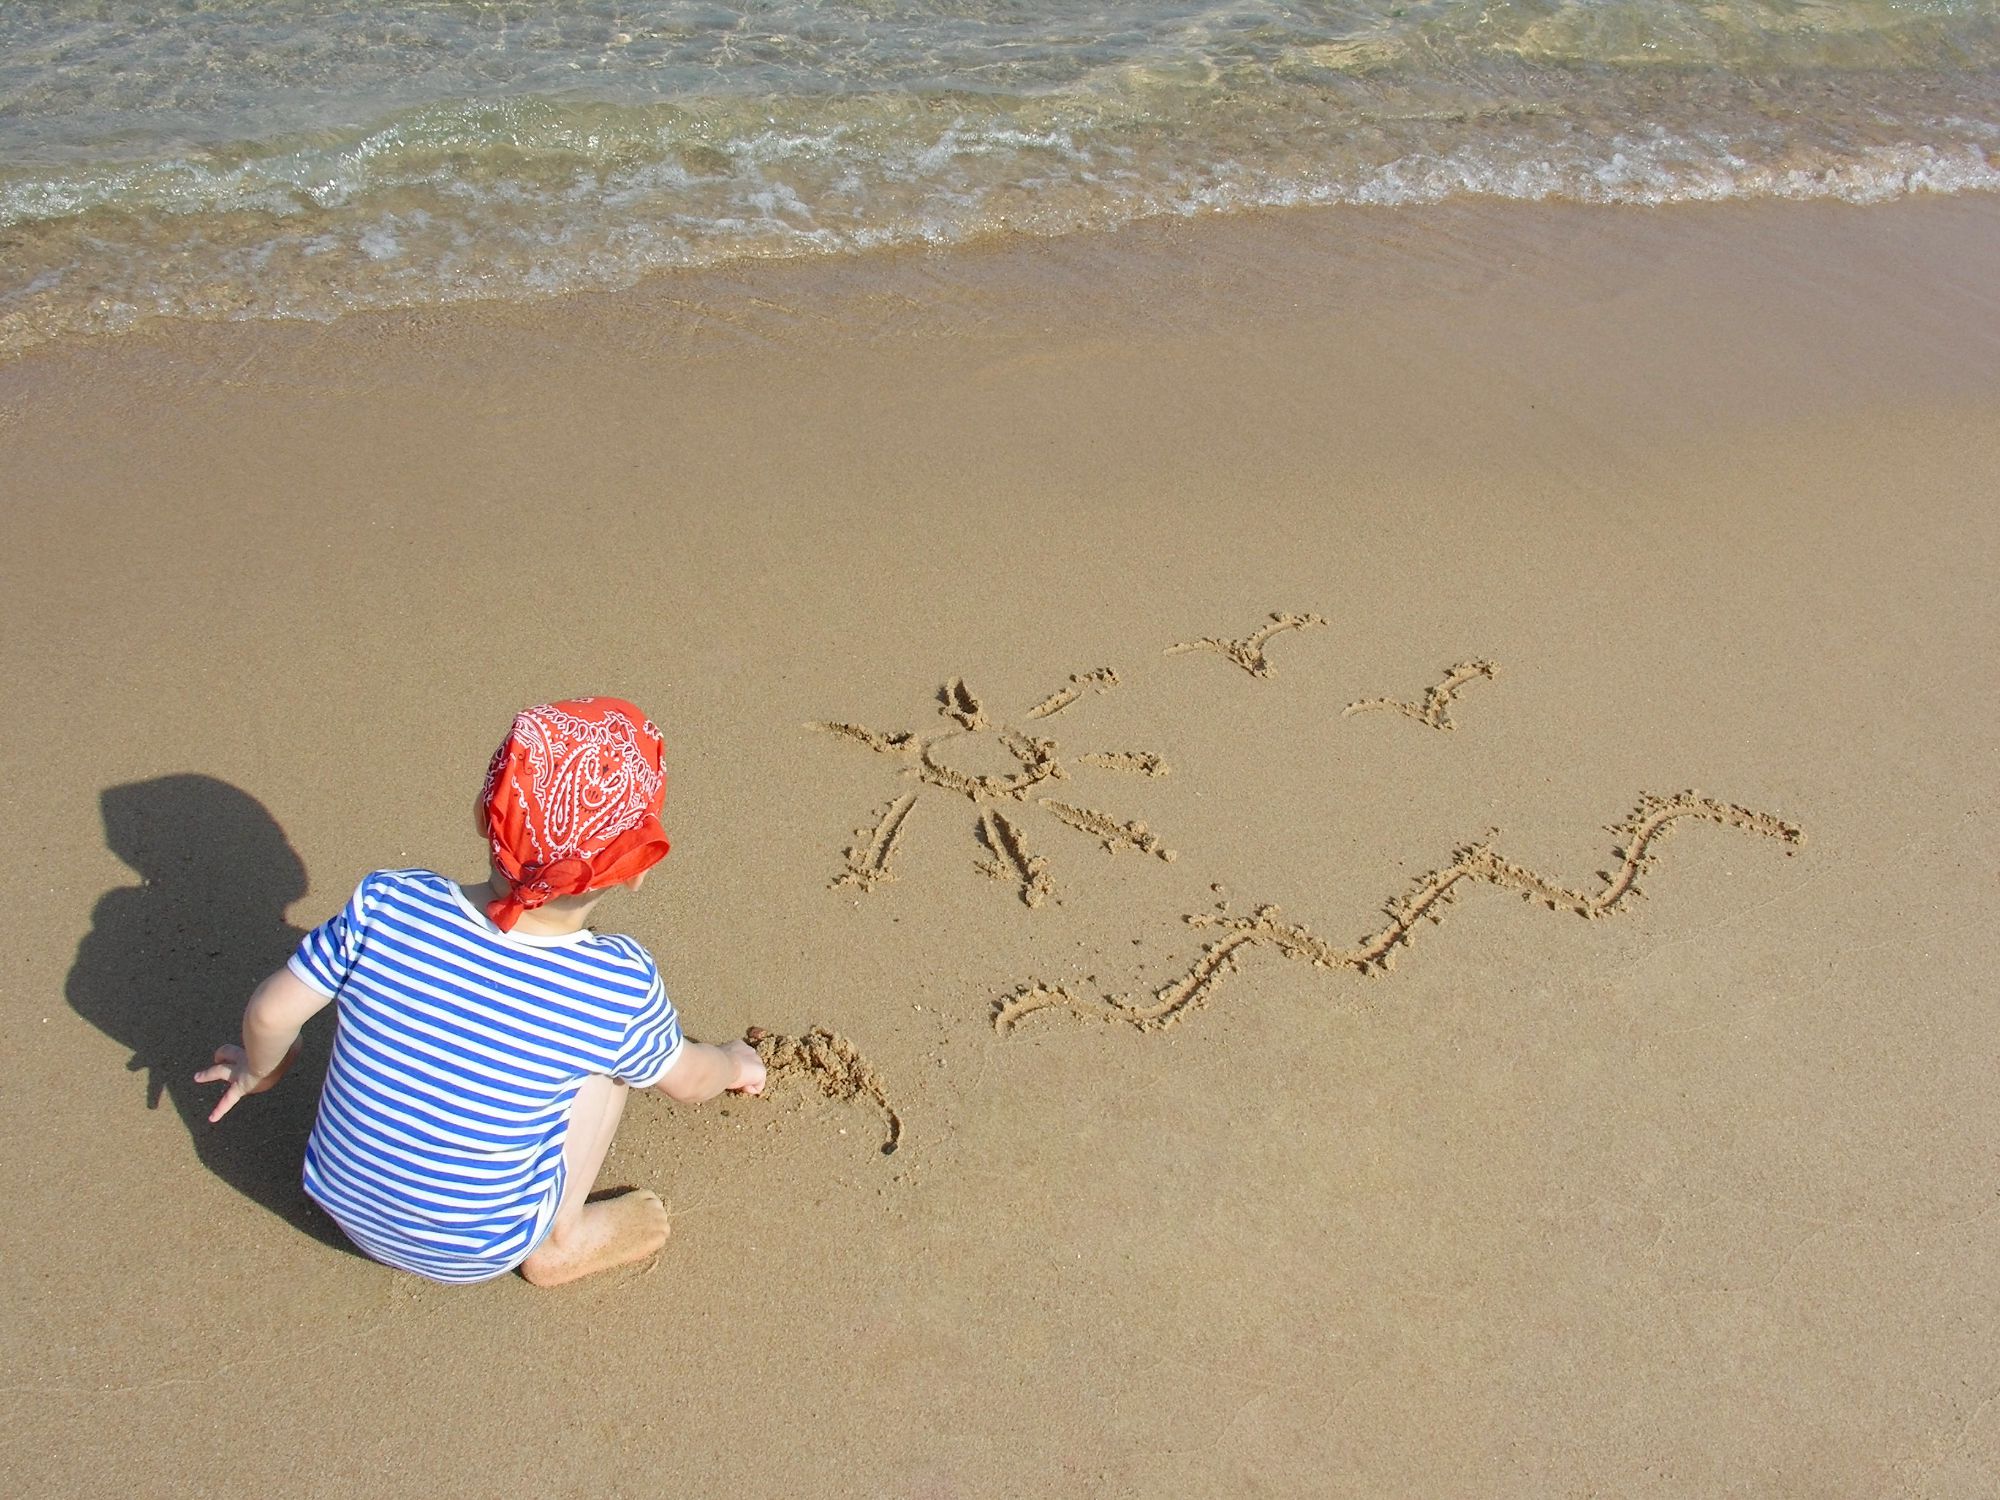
[
  {"x1": 195, "y1": 1040, "x2": 301, "y2": 1122},
  {"x1": 724, "y1": 1038, "x2": 766, "y2": 1096}
]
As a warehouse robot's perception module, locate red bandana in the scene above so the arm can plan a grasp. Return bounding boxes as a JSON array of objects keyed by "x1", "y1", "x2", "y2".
[{"x1": 479, "y1": 697, "x2": 669, "y2": 932}]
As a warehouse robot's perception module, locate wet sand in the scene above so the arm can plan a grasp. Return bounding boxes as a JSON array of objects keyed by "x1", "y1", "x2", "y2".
[{"x1": 2, "y1": 195, "x2": 1997, "y2": 1496}]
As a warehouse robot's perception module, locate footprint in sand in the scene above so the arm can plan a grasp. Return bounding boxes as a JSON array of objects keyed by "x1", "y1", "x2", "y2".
[
  {"x1": 996, "y1": 790, "x2": 1804, "y2": 1035},
  {"x1": 810, "y1": 669, "x2": 1175, "y2": 908}
]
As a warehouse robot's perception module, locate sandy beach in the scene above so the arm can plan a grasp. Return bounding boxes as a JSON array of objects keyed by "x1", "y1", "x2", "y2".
[{"x1": 3, "y1": 193, "x2": 1998, "y2": 1495}]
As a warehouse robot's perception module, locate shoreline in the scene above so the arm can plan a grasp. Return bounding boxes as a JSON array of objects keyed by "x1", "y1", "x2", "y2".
[
  {"x1": 5, "y1": 189, "x2": 1996, "y2": 345},
  {"x1": 4, "y1": 193, "x2": 1997, "y2": 1495}
]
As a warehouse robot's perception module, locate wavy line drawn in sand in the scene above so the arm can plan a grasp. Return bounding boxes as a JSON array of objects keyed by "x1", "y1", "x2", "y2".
[
  {"x1": 1166, "y1": 611, "x2": 1327, "y2": 678},
  {"x1": 810, "y1": 669, "x2": 1174, "y2": 907},
  {"x1": 1345, "y1": 658, "x2": 1498, "y2": 730},
  {"x1": 833, "y1": 792, "x2": 920, "y2": 892},
  {"x1": 748, "y1": 1026, "x2": 903, "y2": 1155},
  {"x1": 995, "y1": 791, "x2": 1803, "y2": 1035}
]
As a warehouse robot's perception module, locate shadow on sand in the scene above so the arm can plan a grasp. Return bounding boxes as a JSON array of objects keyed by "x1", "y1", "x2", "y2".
[{"x1": 67, "y1": 774, "x2": 354, "y2": 1254}]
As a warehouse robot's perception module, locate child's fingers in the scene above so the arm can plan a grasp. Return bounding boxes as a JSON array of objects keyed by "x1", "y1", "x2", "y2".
[
  {"x1": 194, "y1": 1051, "x2": 239, "y2": 1080},
  {"x1": 194, "y1": 1047, "x2": 243, "y2": 1086},
  {"x1": 207, "y1": 1085, "x2": 244, "y2": 1123}
]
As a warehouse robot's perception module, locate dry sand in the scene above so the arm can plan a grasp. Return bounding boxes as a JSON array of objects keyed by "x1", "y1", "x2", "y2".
[{"x1": 3, "y1": 195, "x2": 1998, "y2": 1496}]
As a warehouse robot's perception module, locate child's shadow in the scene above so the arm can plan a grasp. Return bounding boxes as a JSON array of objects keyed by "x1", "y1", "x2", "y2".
[{"x1": 67, "y1": 775, "x2": 353, "y2": 1253}]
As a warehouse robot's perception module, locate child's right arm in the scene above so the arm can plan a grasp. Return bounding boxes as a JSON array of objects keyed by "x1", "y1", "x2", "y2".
[
  {"x1": 653, "y1": 1038, "x2": 765, "y2": 1103},
  {"x1": 196, "y1": 965, "x2": 334, "y2": 1122}
]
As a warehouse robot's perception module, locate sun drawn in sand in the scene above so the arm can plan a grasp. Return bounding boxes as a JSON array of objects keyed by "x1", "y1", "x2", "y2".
[{"x1": 810, "y1": 669, "x2": 1175, "y2": 907}]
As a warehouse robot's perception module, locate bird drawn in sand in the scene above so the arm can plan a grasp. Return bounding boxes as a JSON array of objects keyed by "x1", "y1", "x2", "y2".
[
  {"x1": 1166, "y1": 611, "x2": 1327, "y2": 678},
  {"x1": 1345, "y1": 658, "x2": 1498, "y2": 730},
  {"x1": 810, "y1": 670, "x2": 1174, "y2": 908},
  {"x1": 996, "y1": 790, "x2": 1803, "y2": 1034}
]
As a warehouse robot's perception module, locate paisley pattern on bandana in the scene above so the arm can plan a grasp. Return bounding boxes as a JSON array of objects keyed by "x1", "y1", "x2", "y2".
[{"x1": 480, "y1": 697, "x2": 669, "y2": 931}]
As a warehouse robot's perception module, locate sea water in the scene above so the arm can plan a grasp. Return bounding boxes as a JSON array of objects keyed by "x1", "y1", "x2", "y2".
[{"x1": 3, "y1": 1, "x2": 1996, "y2": 354}]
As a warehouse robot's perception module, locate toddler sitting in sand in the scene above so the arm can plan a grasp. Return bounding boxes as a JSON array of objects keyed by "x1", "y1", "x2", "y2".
[{"x1": 199, "y1": 697, "x2": 764, "y2": 1286}]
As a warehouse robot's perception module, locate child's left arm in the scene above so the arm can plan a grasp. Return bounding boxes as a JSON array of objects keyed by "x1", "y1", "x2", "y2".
[{"x1": 197, "y1": 966, "x2": 334, "y2": 1123}]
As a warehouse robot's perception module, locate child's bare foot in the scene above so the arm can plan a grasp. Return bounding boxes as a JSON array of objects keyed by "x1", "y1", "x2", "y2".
[{"x1": 519, "y1": 1189, "x2": 669, "y2": 1288}]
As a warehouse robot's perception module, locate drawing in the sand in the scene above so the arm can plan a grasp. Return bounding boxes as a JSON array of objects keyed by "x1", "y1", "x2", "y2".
[
  {"x1": 995, "y1": 790, "x2": 1803, "y2": 1034},
  {"x1": 810, "y1": 669, "x2": 1174, "y2": 907},
  {"x1": 1166, "y1": 610, "x2": 1326, "y2": 678},
  {"x1": 748, "y1": 1025, "x2": 903, "y2": 1155},
  {"x1": 1346, "y1": 658, "x2": 1498, "y2": 730},
  {"x1": 830, "y1": 792, "x2": 920, "y2": 893}
]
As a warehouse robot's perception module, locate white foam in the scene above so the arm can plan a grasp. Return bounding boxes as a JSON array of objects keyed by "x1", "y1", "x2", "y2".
[{"x1": 3, "y1": 78, "x2": 1997, "y2": 357}]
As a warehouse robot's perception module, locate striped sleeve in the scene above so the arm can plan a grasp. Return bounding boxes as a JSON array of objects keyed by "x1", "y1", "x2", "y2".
[
  {"x1": 288, "y1": 875, "x2": 374, "y2": 998},
  {"x1": 609, "y1": 964, "x2": 684, "y2": 1087}
]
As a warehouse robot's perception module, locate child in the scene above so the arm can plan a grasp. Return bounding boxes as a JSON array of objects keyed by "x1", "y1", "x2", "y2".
[{"x1": 198, "y1": 697, "x2": 765, "y2": 1287}]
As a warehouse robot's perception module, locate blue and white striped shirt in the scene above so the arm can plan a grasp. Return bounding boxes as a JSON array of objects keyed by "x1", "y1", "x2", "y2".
[{"x1": 289, "y1": 869, "x2": 683, "y2": 1283}]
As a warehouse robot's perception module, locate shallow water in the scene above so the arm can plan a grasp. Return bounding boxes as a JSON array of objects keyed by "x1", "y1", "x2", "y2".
[{"x1": 3, "y1": 1, "x2": 1996, "y2": 353}]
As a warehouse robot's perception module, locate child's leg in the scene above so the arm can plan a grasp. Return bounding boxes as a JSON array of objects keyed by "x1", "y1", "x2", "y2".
[{"x1": 518, "y1": 1074, "x2": 669, "y2": 1287}]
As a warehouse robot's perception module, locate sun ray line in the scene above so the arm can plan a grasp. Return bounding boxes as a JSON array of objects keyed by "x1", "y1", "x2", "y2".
[
  {"x1": 1040, "y1": 798, "x2": 1176, "y2": 861},
  {"x1": 832, "y1": 791, "x2": 921, "y2": 892},
  {"x1": 976, "y1": 807, "x2": 1053, "y2": 908},
  {"x1": 940, "y1": 678, "x2": 986, "y2": 729},
  {"x1": 1024, "y1": 668, "x2": 1120, "y2": 719},
  {"x1": 1076, "y1": 750, "x2": 1169, "y2": 777},
  {"x1": 809, "y1": 721, "x2": 919, "y2": 756}
]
